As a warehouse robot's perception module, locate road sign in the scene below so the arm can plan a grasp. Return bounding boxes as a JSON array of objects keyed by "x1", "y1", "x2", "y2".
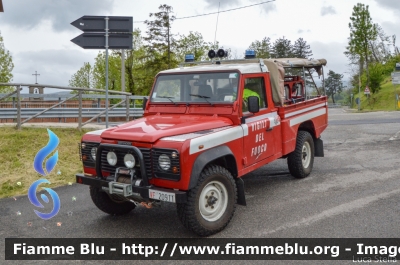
[
  {"x1": 71, "y1": 33, "x2": 132, "y2": 49},
  {"x1": 71, "y1": 15, "x2": 133, "y2": 128},
  {"x1": 392, "y1": 72, "x2": 400, "y2": 85},
  {"x1": 71, "y1": 16, "x2": 133, "y2": 49},
  {"x1": 364, "y1": 86, "x2": 370, "y2": 94},
  {"x1": 396, "y1": 63, "x2": 400, "y2": 71},
  {"x1": 71, "y1": 16, "x2": 133, "y2": 32}
]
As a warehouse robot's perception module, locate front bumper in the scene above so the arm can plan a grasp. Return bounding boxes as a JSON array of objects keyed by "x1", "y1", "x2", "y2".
[{"x1": 76, "y1": 174, "x2": 187, "y2": 203}]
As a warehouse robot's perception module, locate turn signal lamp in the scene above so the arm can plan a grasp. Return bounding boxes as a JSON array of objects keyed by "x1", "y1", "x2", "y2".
[
  {"x1": 245, "y1": 50, "x2": 256, "y2": 59},
  {"x1": 185, "y1": 54, "x2": 195, "y2": 62}
]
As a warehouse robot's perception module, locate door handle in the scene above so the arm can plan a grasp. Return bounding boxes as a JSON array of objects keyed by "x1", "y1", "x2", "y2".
[{"x1": 266, "y1": 127, "x2": 273, "y2": 131}]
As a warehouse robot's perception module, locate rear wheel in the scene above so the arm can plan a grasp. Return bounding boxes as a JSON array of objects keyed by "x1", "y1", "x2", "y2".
[
  {"x1": 90, "y1": 186, "x2": 135, "y2": 215},
  {"x1": 287, "y1": 131, "x2": 314, "y2": 178},
  {"x1": 177, "y1": 165, "x2": 237, "y2": 236}
]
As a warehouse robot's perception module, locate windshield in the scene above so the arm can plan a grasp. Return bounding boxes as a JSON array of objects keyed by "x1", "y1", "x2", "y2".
[{"x1": 150, "y1": 72, "x2": 240, "y2": 104}]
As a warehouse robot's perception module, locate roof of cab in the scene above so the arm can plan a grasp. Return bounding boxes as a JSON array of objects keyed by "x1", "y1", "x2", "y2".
[
  {"x1": 159, "y1": 58, "x2": 327, "y2": 75},
  {"x1": 159, "y1": 63, "x2": 263, "y2": 74}
]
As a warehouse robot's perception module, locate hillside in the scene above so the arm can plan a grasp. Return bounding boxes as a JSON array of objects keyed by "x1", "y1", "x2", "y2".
[{"x1": 351, "y1": 76, "x2": 400, "y2": 111}]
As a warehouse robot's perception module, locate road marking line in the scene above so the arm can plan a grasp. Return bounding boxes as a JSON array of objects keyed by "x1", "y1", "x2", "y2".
[
  {"x1": 261, "y1": 188, "x2": 400, "y2": 236},
  {"x1": 389, "y1": 130, "x2": 400, "y2": 141}
]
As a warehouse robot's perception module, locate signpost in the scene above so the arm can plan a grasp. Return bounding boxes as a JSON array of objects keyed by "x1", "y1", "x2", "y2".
[
  {"x1": 392, "y1": 70, "x2": 400, "y2": 110},
  {"x1": 71, "y1": 16, "x2": 133, "y2": 128},
  {"x1": 392, "y1": 72, "x2": 400, "y2": 85}
]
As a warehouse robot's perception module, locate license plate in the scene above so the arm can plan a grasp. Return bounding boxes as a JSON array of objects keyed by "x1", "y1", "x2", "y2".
[{"x1": 149, "y1": 189, "x2": 176, "y2": 203}]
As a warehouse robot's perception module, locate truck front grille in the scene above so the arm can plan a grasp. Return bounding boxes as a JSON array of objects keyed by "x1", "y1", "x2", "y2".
[{"x1": 100, "y1": 147, "x2": 152, "y2": 180}]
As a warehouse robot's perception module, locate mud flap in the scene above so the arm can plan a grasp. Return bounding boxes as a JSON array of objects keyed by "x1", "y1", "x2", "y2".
[
  {"x1": 314, "y1": 138, "x2": 324, "y2": 157},
  {"x1": 236, "y1": 178, "x2": 246, "y2": 206}
]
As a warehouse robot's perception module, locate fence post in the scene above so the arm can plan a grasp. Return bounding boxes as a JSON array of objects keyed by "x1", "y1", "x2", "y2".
[
  {"x1": 97, "y1": 98, "x2": 101, "y2": 123},
  {"x1": 78, "y1": 90, "x2": 82, "y2": 130},
  {"x1": 58, "y1": 97, "x2": 62, "y2": 123},
  {"x1": 126, "y1": 95, "x2": 130, "y2": 122},
  {"x1": 16, "y1": 86, "x2": 21, "y2": 130}
]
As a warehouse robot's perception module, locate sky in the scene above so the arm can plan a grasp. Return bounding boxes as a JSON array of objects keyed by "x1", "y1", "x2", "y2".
[{"x1": 0, "y1": 0, "x2": 399, "y2": 93}]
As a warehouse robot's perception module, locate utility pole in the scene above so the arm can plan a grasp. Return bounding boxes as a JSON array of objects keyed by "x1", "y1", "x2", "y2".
[
  {"x1": 121, "y1": 49, "x2": 125, "y2": 92},
  {"x1": 105, "y1": 17, "x2": 109, "y2": 128},
  {"x1": 358, "y1": 58, "x2": 361, "y2": 111}
]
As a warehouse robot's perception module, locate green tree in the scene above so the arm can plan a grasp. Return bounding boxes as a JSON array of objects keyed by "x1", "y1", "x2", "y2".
[
  {"x1": 124, "y1": 29, "x2": 148, "y2": 95},
  {"x1": 369, "y1": 24, "x2": 392, "y2": 63},
  {"x1": 366, "y1": 62, "x2": 384, "y2": 94},
  {"x1": 292, "y1": 38, "x2": 313, "y2": 59},
  {"x1": 325, "y1": 70, "x2": 344, "y2": 103},
  {"x1": 0, "y1": 32, "x2": 14, "y2": 93},
  {"x1": 271, "y1": 36, "x2": 293, "y2": 58},
  {"x1": 248, "y1": 37, "x2": 271, "y2": 58},
  {"x1": 69, "y1": 62, "x2": 93, "y2": 88},
  {"x1": 175, "y1": 31, "x2": 210, "y2": 62},
  {"x1": 346, "y1": 3, "x2": 377, "y2": 88},
  {"x1": 92, "y1": 51, "x2": 121, "y2": 91},
  {"x1": 144, "y1": 4, "x2": 177, "y2": 69}
]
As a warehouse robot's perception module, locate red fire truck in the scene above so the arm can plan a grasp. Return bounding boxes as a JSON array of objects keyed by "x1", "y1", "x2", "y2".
[{"x1": 76, "y1": 51, "x2": 328, "y2": 236}]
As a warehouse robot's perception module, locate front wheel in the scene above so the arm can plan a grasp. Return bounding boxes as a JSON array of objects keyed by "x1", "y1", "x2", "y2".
[
  {"x1": 90, "y1": 186, "x2": 136, "y2": 215},
  {"x1": 287, "y1": 131, "x2": 315, "y2": 178},
  {"x1": 177, "y1": 165, "x2": 237, "y2": 236}
]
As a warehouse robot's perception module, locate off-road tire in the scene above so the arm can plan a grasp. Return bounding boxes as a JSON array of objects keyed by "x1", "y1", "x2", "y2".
[
  {"x1": 90, "y1": 186, "x2": 135, "y2": 215},
  {"x1": 177, "y1": 165, "x2": 237, "y2": 237},
  {"x1": 287, "y1": 130, "x2": 315, "y2": 178}
]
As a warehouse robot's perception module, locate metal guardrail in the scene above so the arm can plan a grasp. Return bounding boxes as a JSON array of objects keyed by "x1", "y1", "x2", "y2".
[
  {"x1": 0, "y1": 108, "x2": 144, "y2": 119},
  {"x1": 328, "y1": 103, "x2": 342, "y2": 108},
  {"x1": 0, "y1": 83, "x2": 146, "y2": 130}
]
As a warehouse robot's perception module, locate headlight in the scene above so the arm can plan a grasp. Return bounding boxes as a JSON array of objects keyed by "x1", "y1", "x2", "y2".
[
  {"x1": 107, "y1": 151, "x2": 117, "y2": 166},
  {"x1": 124, "y1": 153, "x2": 135, "y2": 168},
  {"x1": 91, "y1": 147, "x2": 97, "y2": 160},
  {"x1": 158, "y1": 154, "x2": 171, "y2": 170}
]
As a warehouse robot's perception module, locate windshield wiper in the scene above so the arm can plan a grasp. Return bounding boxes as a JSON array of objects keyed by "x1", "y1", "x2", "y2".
[
  {"x1": 190, "y1": 94, "x2": 213, "y2": 106},
  {"x1": 158, "y1": 96, "x2": 177, "y2": 105}
]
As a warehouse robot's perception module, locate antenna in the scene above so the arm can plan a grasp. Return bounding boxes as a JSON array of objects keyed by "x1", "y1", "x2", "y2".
[{"x1": 213, "y1": 2, "x2": 220, "y2": 48}]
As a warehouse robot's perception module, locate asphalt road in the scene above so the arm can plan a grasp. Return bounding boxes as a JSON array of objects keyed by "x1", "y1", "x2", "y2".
[{"x1": 1, "y1": 108, "x2": 400, "y2": 265}]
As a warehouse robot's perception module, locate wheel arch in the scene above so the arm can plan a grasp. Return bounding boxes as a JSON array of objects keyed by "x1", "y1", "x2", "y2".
[
  {"x1": 189, "y1": 145, "x2": 246, "y2": 206},
  {"x1": 298, "y1": 120, "x2": 316, "y2": 138},
  {"x1": 297, "y1": 120, "x2": 323, "y2": 157}
]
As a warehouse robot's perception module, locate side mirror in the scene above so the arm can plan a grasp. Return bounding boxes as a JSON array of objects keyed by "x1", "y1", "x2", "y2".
[
  {"x1": 142, "y1": 97, "x2": 148, "y2": 111},
  {"x1": 247, "y1": 96, "x2": 259, "y2": 113}
]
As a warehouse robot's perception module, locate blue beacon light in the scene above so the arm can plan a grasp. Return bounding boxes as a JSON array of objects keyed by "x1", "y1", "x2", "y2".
[
  {"x1": 185, "y1": 54, "x2": 195, "y2": 62},
  {"x1": 245, "y1": 50, "x2": 256, "y2": 59}
]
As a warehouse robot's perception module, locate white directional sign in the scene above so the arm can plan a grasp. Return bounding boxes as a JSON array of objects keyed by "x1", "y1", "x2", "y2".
[{"x1": 392, "y1": 72, "x2": 400, "y2": 85}]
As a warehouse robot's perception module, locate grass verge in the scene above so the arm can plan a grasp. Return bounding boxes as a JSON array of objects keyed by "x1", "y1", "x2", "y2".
[
  {"x1": 351, "y1": 77, "x2": 400, "y2": 111},
  {"x1": 0, "y1": 126, "x2": 90, "y2": 198}
]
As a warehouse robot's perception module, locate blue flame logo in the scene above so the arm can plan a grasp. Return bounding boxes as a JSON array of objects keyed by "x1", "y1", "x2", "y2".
[
  {"x1": 28, "y1": 179, "x2": 61, "y2": 220},
  {"x1": 33, "y1": 129, "x2": 59, "y2": 176}
]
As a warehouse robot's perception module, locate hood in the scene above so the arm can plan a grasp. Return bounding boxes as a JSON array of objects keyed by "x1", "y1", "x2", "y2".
[{"x1": 100, "y1": 115, "x2": 233, "y2": 143}]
